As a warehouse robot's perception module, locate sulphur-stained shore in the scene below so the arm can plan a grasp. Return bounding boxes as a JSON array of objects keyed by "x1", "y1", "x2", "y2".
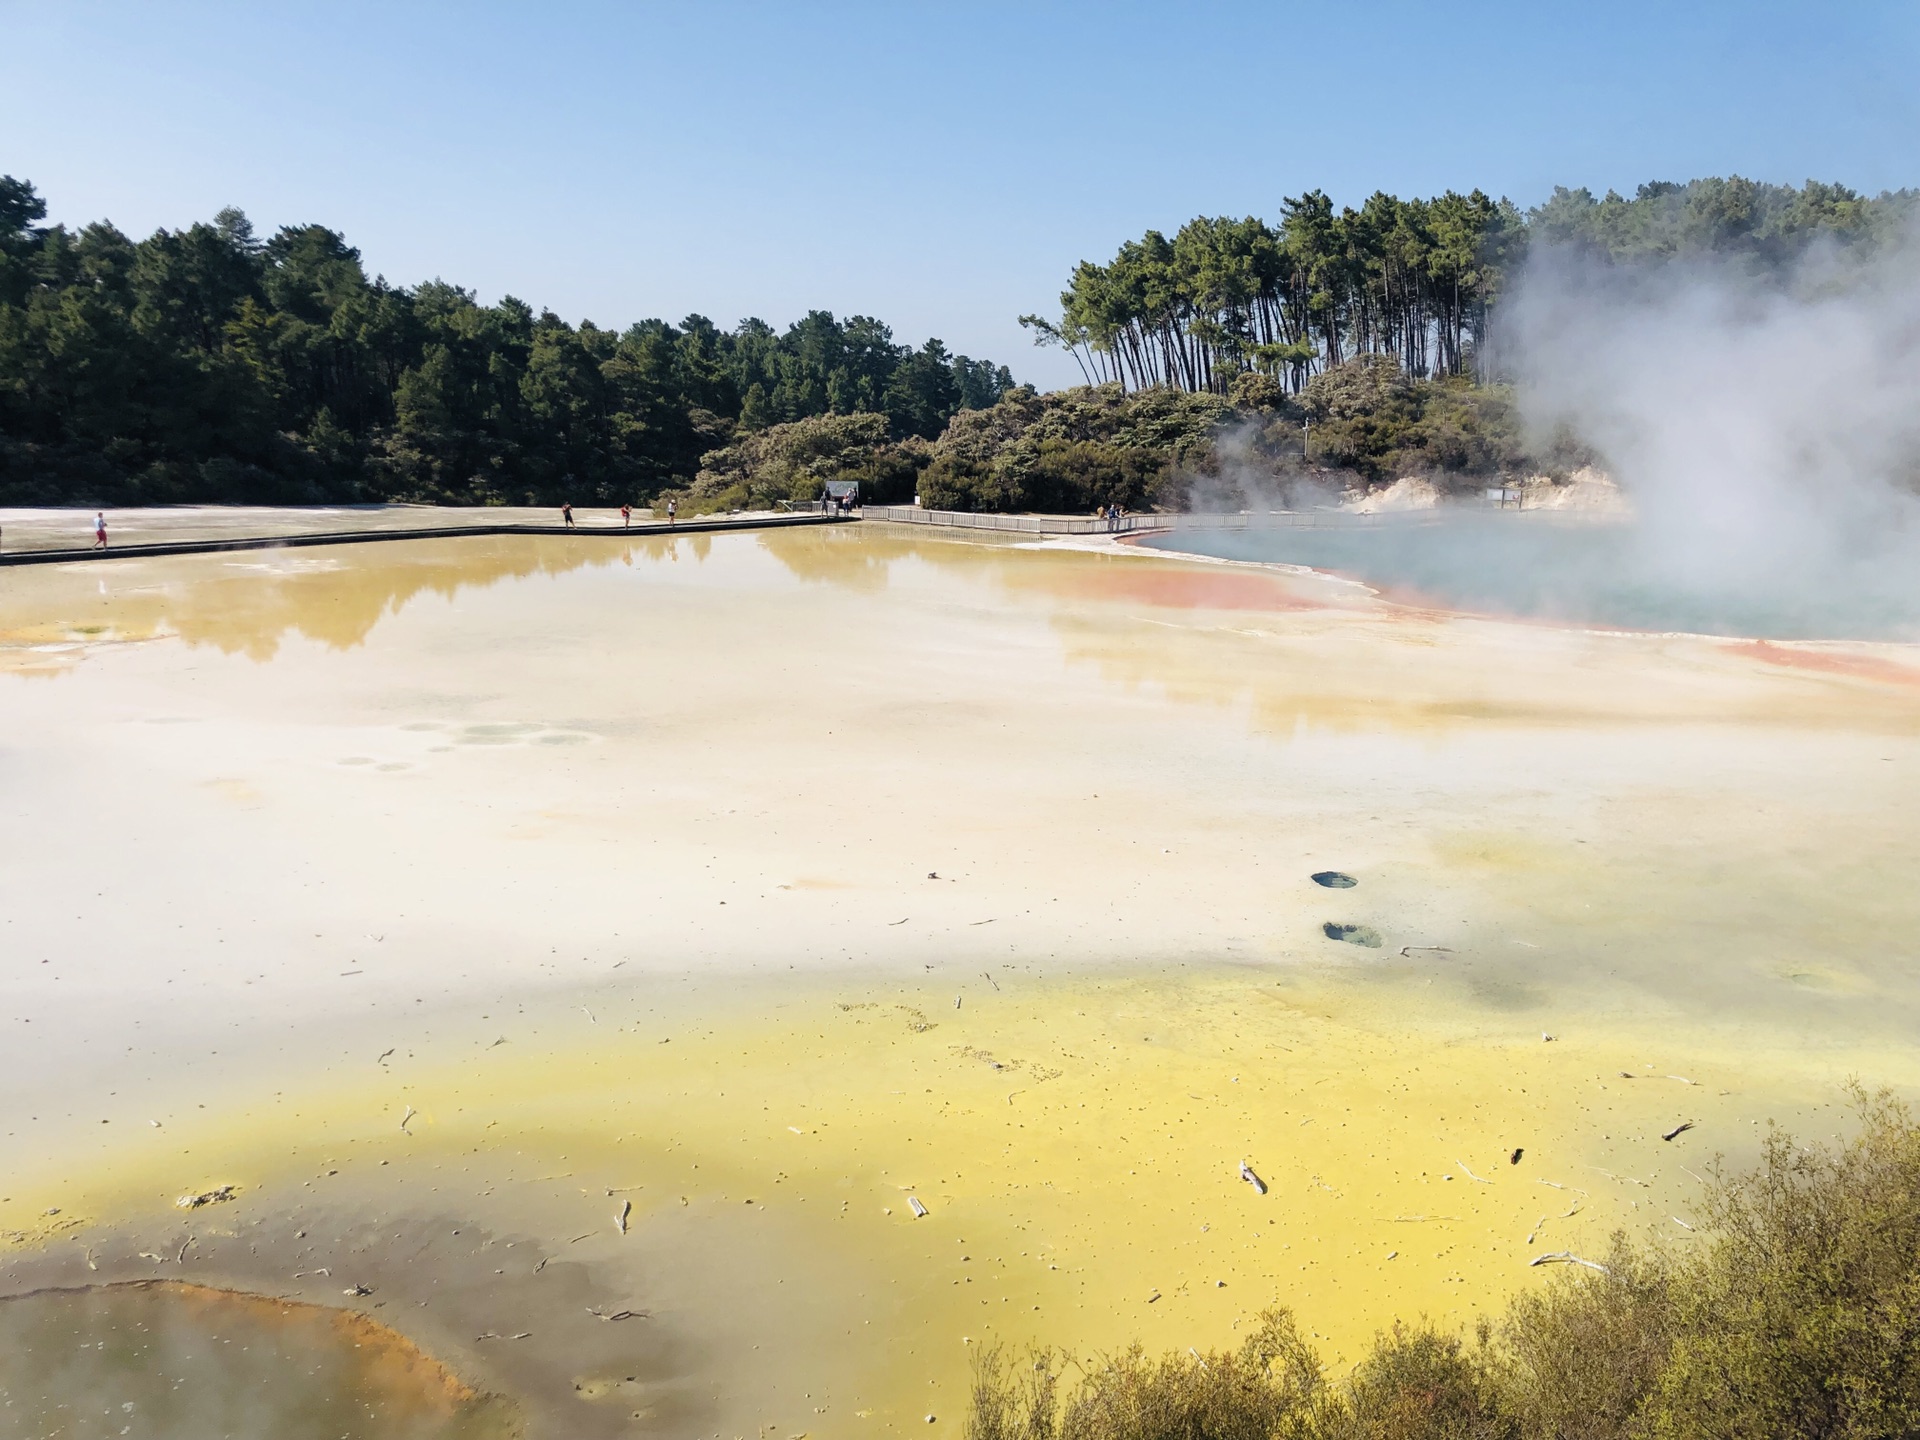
[{"x1": 3, "y1": 520, "x2": 1919, "y2": 1437}]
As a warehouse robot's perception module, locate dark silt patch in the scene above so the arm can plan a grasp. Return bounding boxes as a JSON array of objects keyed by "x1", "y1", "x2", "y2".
[
  {"x1": 0, "y1": 1280, "x2": 520, "y2": 1440},
  {"x1": 1311, "y1": 871, "x2": 1358, "y2": 889},
  {"x1": 1323, "y1": 922, "x2": 1384, "y2": 948}
]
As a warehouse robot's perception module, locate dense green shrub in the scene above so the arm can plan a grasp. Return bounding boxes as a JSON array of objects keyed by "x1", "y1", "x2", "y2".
[{"x1": 677, "y1": 411, "x2": 926, "y2": 513}]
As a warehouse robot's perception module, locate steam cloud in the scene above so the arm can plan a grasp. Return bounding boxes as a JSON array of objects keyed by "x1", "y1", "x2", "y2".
[{"x1": 1502, "y1": 233, "x2": 1920, "y2": 636}]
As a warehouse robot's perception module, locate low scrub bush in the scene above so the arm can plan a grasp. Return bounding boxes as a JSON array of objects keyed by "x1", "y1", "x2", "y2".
[{"x1": 966, "y1": 1089, "x2": 1920, "y2": 1440}]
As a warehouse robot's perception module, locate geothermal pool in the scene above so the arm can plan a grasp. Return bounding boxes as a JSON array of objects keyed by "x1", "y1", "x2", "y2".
[
  {"x1": 2, "y1": 522, "x2": 1918, "y2": 1437},
  {"x1": 0, "y1": 1281, "x2": 516, "y2": 1439},
  {"x1": 1142, "y1": 511, "x2": 1920, "y2": 640}
]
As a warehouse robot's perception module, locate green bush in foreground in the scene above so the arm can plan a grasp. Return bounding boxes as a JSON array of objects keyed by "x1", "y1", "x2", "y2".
[{"x1": 967, "y1": 1089, "x2": 1920, "y2": 1440}]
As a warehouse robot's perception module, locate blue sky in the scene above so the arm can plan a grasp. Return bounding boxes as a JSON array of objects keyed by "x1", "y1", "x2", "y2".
[{"x1": 5, "y1": 1, "x2": 1916, "y2": 387}]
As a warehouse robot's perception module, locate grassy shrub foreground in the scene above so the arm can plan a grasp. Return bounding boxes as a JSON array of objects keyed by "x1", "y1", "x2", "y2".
[{"x1": 967, "y1": 1090, "x2": 1920, "y2": 1440}]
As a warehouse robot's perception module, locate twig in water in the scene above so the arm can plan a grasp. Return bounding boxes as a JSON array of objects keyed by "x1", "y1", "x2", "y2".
[
  {"x1": 615, "y1": 1200, "x2": 631, "y2": 1236},
  {"x1": 890, "y1": 918, "x2": 909, "y2": 926},
  {"x1": 588, "y1": 1307, "x2": 647, "y2": 1321},
  {"x1": 908, "y1": 1196, "x2": 929, "y2": 1218},
  {"x1": 1399, "y1": 945, "x2": 1454, "y2": 957},
  {"x1": 982, "y1": 971, "x2": 1000, "y2": 990},
  {"x1": 1668, "y1": 1075, "x2": 1697, "y2": 1085},
  {"x1": 1530, "y1": 1250, "x2": 1610, "y2": 1273},
  {"x1": 177, "y1": 1236, "x2": 195, "y2": 1264},
  {"x1": 400, "y1": 1105, "x2": 416, "y2": 1131},
  {"x1": 969, "y1": 918, "x2": 996, "y2": 927},
  {"x1": 1526, "y1": 1213, "x2": 1548, "y2": 1245},
  {"x1": 293, "y1": 1267, "x2": 331, "y2": 1278},
  {"x1": 1588, "y1": 1167, "x2": 1648, "y2": 1187},
  {"x1": 581, "y1": 1008, "x2": 595, "y2": 1024},
  {"x1": 1456, "y1": 1159, "x2": 1493, "y2": 1185},
  {"x1": 376, "y1": 1049, "x2": 395, "y2": 1066},
  {"x1": 1671, "y1": 1216, "x2": 1695, "y2": 1231},
  {"x1": 1662, "y1": 1121, "x2": 1696, "y2": 1142},
  {"x1": 1239, "y1": 1161, "x2": 1268, "y2": 1195},
  {"x1": 1536, "y1": 1182, "x2": 1588, "y2": 1217}
]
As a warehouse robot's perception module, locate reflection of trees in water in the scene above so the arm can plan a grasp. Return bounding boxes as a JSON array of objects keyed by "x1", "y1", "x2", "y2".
[
  {"x1": 0, "y1": 537, "x2": 697, "y2": 664},
  {"x1": 756, "y1": 527, "x2": 903, "y2": 592}
]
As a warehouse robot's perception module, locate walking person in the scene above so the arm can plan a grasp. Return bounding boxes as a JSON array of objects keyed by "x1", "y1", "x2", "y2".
[
  {"x1": 620, "y1": 503, "x2": 632, "y2": 528},
  {"x1": 561, "y1": 502, "x2": 576, "y2": 529},
  {"x1": 92, "y1": 512, "x2": 108, "y2": 549}
]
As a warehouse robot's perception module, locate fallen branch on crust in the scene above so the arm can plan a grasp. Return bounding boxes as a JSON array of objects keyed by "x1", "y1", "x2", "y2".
[{"x1": 1530, "y1": 1250, "x2": 1610, "y2": 1273}]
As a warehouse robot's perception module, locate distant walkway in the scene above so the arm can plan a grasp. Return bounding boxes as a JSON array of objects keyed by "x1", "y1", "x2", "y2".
[
  {"x1": 863, "y1": 505, "x2": 1386, "y2": 535},
  {"x1": 0, "y1": 508, "x2": 849, "y2": 567}
]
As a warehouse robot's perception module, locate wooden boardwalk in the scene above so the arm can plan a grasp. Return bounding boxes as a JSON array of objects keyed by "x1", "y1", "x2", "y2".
[{"x1": 0, "y1": 511, "x2": 853, "y2": 567}]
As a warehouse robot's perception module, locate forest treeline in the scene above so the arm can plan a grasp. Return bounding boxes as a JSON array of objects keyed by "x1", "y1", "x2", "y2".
[
  {"x1": 778, "y1": 175, "x2": 1909, "y2": 514},
  {"x1": 2, "y1": 175, "x2": 1909, "y2": 510},
  {"x1": 968, "y1": 1091, "x2": 1920, "y2": 1440},
  {"x1": 1022, "y1": 176, "x2": 1916, "y2": 397},
  {"x1": 0, "y1": 176, "x2": 1013, "y2": 506}
]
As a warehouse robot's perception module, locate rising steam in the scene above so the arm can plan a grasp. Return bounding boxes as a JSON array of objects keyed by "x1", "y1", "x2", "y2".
[{"x1": 1501, "y1": 231, "x2": 1920, "y2": 634}]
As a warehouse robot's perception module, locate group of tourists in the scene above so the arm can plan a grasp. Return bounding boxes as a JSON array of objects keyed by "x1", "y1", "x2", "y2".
[{"x1": 560, "y1": 498, "x2": 676, "y2": 529}]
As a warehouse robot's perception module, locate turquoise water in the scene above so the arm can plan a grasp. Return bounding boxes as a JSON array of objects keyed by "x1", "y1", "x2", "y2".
[{"x1": 1142, "y1": 515, "x2": 1920, "y2": 641}]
